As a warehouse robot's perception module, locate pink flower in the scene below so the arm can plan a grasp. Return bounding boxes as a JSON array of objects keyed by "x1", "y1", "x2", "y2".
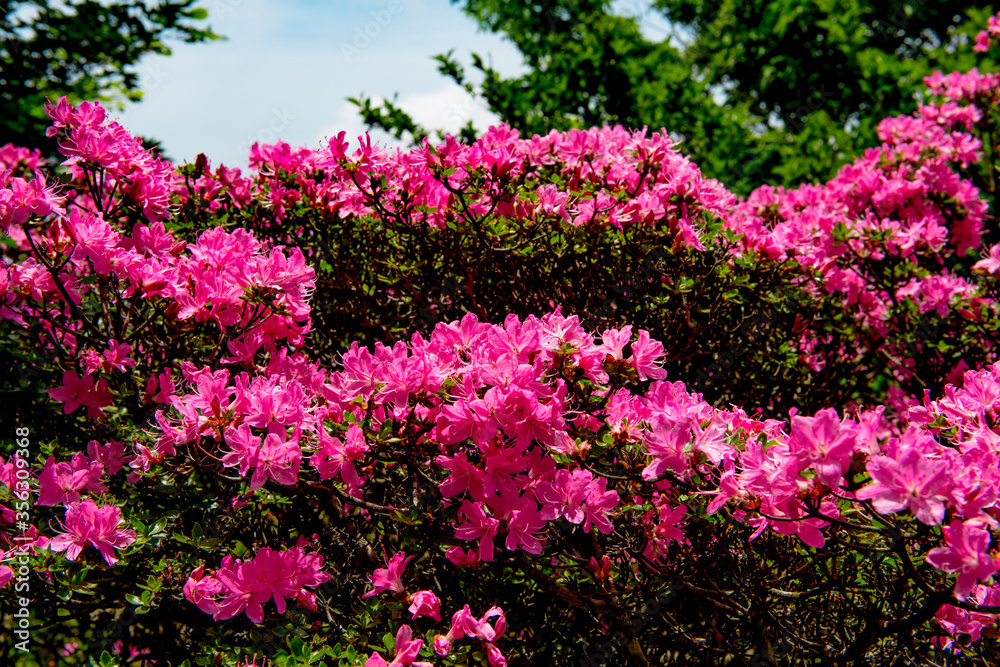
[
  {"x1": 786, "y1": 408, "x2": 857, "y2": 488},
  {"x1": 47, "y1": 371, "x2": 113, "y2": 419},
  {"x1": 36, "y1": 455, "x2": 106, "y2": 506},
  {"x1": 101, "y1": 340, "x2": 135, "y2": 372},
  {"x1": 926, "y1": 519, "x2": 999, "y2": 601},
  {"x1": 641, "y1": 418, "x2": 691, "y2": 481},
  {"x1": 444, "y1": 604, "x2": 507, "y2": 643},
  {"x1": 362, "y1": 551, "x2": 415, "y2": 599},
  {"x1": 582, "y1": 475, "x2": 620, "y2": 534},
  {"x1": 652, "y1": 504, "x2": 687, "y2": 546},
  {"x1": 855, "y1": 428, "x2": 954, "y2": 525},
  {"x1": 310, "y1": 423, "x2": 368, "y2": 491},
  {"x1": 407, "y1": 590, "x2": 442, "y2": 621},
  {"x1": 455, "y1": 500, "x2": 501, "y2": 562},
  {"x1": 363, "y1": 625, "x2": 433, "y2": 667},
  {"x1": 86, "y1": 440, "x2": 130, "y2": 476},
  {"x1": 444, "y1": 546, "x2": 479, "y2": 567},
  {"x1": 627, "y1": 329, "x2": 667, "y2": 380},
  {"x1": 433, "y1": 634, "x2": 451, "y2": 657},
  {"x1": 934, "y1": 584, "x2": 1000, "y2": 652},
  {"x1": 537, "y1": 468, "x2": 592, "y2": 524},
  {"x1": 597, "y1": 325, "x2": 633, "y2": 360},
  {"x1": 221, "y1": 426, "x2": 301, "y2": 491},
  {"x1": 47, "y1": 499, "x2": 136, "y2": 565},
  {"x1": 485, "y1": 642, "x2": 508, "y2": 667},
  {"x1": 973, "y1": 243, "x2": 1000, "y2": 273},
  {"x1": 183, "y1": 565, "x2": 222, "y2": 616}
]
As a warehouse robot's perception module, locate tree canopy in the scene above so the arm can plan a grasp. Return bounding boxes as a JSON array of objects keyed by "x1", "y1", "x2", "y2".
[{"x1": 353, "y1": 0, "x2": 998, "y2": 193}]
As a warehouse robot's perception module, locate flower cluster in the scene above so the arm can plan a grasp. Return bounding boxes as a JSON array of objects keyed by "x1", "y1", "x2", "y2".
[
  {"x1": 47, "y1": 499, "x2": 136, "y2": 566},
  {"x1": 183, "y1": 545, "x2": 330, "y2": 623}
]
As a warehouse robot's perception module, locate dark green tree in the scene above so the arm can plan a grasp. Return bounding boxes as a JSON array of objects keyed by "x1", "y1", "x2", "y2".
[
  {"x1": 1, "y1": 0, "x2": 218, "y2": 155},
  {"x1": 657, "y1": 0, "x2": 997, "y2": 184},
  {"x1": 352, "y1": 0, "x2": 997, "y2": 193}
]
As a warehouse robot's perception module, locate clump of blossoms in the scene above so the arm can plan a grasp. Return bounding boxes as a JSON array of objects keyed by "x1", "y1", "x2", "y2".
[
  {"x1": 47, "y1": 499, "x2": 136, "y2": 566},
  {"x1": 183, "y1": 545, "x2": 330, "y2": 623},
  {"x1": 6, "y1": 14, "x2": 1000, "y2": 665}
]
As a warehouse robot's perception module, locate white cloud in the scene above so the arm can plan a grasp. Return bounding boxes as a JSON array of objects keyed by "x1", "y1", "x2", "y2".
[
  {"x1": 401, "y1": 84, "x2": 501, "y2": 136},
  {"x1": 315, "y1": 83, "x2": 503, "y2": 157}
]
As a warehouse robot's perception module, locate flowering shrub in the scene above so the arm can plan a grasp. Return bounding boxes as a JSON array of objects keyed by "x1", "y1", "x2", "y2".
[
  {"x1": 5, "y1": 13, "x2": 1000, "y2": 667},
  {"x1": 164, "y1": 63, "x2": 1000, "y2": 416}
]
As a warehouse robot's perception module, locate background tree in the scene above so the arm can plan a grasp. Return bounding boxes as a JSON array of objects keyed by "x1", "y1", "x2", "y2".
[
  {"x1": 353, "y1": 0, "x2": 997, "y2": 194},
  {"x1": 1, "y1": 0, "x2": 217, "y2": 156}
]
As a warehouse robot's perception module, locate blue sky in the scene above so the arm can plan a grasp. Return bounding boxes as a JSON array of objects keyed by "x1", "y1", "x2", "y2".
[
  {"x1": 115, "y1": 0, "x2": 523, "y2": 169},
  {"x1": 116, "y1": 0, "x2": 674, "y2": 169}
]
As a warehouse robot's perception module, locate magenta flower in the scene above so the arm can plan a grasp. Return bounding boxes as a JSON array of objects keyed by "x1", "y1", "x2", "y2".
[
  {"x1": 310, "y1": 423, "x2": 368, "y2": 491},
  {"x1": 438, "y1": 605, "x2": 508, "y2": 666},
  {"x1": 537, "y1": 468, "x2": 592, "y2": 524},
  {"x1": 934, "y1": 584, "x2": 1000, "y2": 652},
  {"x1": 973, "y1": 242, "x2": 1000, "y2": 273},
  {"x1": 444, "y1": 547, "x2": 479, "y2": 567},
  {"x1": 786, "y1": 408, "x2": 856, "y2": 488},
  {"x1": 47, "y1": 370, "x2": 113, "y2": 419},
  {"x1": 36, "y1": 455, "x2": 105, "y2": 506},
  {"x1": 362, "y1": 550, "x2": 415, "y2": 599},
  {"x1": 455, "y1": 500, "x2": 501, "y2": 562},
  {"x1": 221, "y1": 425, "x2": 301, "y2": 491},
  {"x1": 926, "y1": 519, "x2": 999, "y2": 601},
  {"x1": 363, "y1": 625, "x2": 433, "y2": 667},
  {"x1": 183, "y1": 546, "x2": 330, "y2": 623},
  {"x1": 433, "y1": 633, "x2": 451, "y2": 657},
  {"x1": 407, "y1": 590, "x2": 442, "y2": 621},
  {"x1": 47, "y1": 499, "x2": 136, "y2": 566},
  {"x1": 856, "y1": 433, "x2": 954, "y2": 525},
  {"x1": 183, "y1": 565, "x2": 222, "y2": 616},
  {"x1": 627, "y1": 329, "x2": 667, "y2": 380}
]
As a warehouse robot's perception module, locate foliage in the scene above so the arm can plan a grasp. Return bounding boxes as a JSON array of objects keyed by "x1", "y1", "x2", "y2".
[{"x1": 353, "y1": 0, "x2": 998, "y2": 194}]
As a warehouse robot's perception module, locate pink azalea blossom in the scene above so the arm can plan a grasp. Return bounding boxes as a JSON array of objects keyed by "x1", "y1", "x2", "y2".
[
  {"x1": 47, "y1": 370, "x2": 113, "y2": 419},
  {"x1": 926, "y1": 519, "x2": 999, "y2": 601},
  {"x1": 363, "y1": 625, "x2": 433, "y2": 667},
  {"x1": 362, "y1": 551, "x2": 415, "y2": 599},
  {"x1": 36, "y1": 454, "x2": 106, "y2": 506},
  {"x1": 221, "y1": 426, "x2": 301, "y2": 491},
  {"x1": 856, "y1": 428, "x2": 955, "y2": 525},
  {"x1": 407, "y1": 590, "x2": 442, "y2": 621}
]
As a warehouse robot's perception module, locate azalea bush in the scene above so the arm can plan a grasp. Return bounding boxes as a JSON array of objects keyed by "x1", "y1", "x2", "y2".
[
  {"x1": 4, "y1": 13, "x2": 1000, "y2": 667},
  {"x1": 169, "y1": 58, "x2": 1000, "y2": 417}
]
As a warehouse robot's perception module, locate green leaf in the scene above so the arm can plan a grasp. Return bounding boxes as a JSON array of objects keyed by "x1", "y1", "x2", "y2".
[
  {"x1": 288, "y1": 636, "x2": 308, "y2": 660},
  {"x1": 150, "y1": 518, "x2": 168, "y2": 535}
]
